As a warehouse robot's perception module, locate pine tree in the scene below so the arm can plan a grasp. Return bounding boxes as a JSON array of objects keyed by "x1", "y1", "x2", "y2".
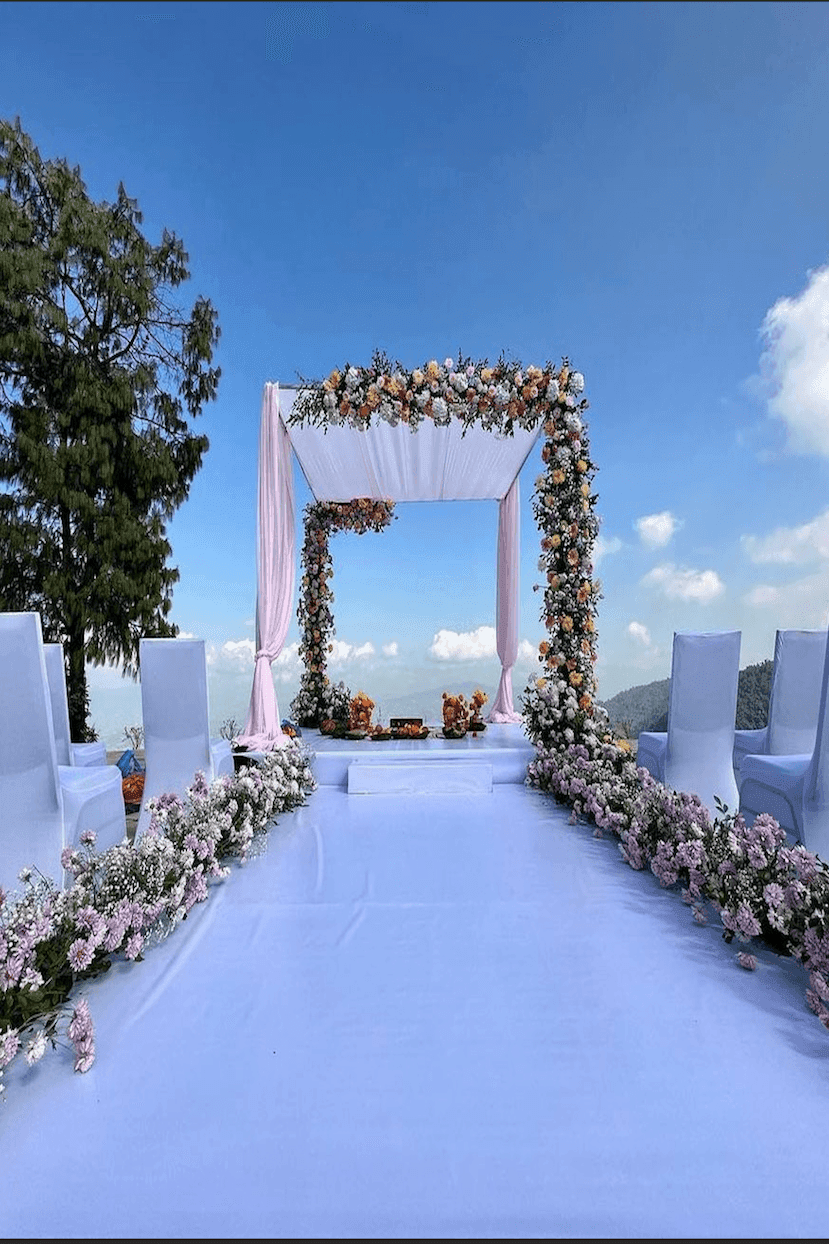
[{"x1": 0, "y1": 118, "x2": 220, "y2": 738}]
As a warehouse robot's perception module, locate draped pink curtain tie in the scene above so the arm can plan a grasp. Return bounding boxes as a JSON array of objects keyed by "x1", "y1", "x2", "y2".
[{"x1": 238, "y1": 384, "x2": 296, "y2": 752}]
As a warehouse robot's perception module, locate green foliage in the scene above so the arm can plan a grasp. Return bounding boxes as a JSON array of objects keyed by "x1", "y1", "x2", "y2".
[
  {"x1": 735, "y1": 659, "x2": 773, "y2": 730},
  {"x1": 0, "y1": 117, "x2": 220, "y2": 737}
]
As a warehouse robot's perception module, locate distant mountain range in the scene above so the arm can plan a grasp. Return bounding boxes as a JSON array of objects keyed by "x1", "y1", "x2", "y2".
[{"x1": 598, "y1": 659, "x2": 774, "y2": 738}]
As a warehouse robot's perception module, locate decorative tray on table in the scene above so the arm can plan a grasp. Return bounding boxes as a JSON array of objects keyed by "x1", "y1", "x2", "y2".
[{"x1": 390, "y1": 718, "x2": 430, "y2": 741}]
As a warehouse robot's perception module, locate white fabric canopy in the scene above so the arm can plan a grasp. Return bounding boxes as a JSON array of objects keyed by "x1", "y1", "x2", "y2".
[
  {"x1": 243, "y1": 383, "x2": 540, "y2": 746},
  {"x1": 280, "y1": 387, "x2": 540, "y2": 503}
]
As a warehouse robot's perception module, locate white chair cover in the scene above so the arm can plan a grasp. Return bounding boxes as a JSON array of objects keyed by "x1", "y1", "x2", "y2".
[
  {"x1": 0, "y1": 613, "x2": 126, "y2": 890},
  {"x1": 136, "y1": 638, "x2": 234, "y2": 839},
  {"x1": 733, "y1": 629, "x2": 825, "y2": 785},
  {"x1": 0, "y1": 613, "x2": 65, "y2": 888},
  {"x1": 740, "y1": 626, "x2": 829, "y2": 857},
  {"x1": 43, "y1": 642, "x2": 107, "y2": 767},
  {"x1": 637, "y1": 630, "x2": 741, "y2": 815}
]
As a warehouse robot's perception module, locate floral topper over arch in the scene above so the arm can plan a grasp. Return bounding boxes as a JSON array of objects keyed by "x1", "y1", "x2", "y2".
[{"x1": 289, "y1": 350, "x2": 603, "y2": 752}]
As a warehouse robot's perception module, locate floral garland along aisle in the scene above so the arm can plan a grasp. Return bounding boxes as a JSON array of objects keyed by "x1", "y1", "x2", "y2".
[
  {"x1": 0, "y1": 745, "x2": 317, "y2": 1097},
  {"x1": 290, "y1": 349, "x2": 600, "y2": 745}
]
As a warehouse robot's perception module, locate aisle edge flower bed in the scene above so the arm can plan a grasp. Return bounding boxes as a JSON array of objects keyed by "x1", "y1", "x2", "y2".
[
  {"x1": 521, "y1": 699, "x2": 829, "y2": 1034},
  {"x1": 0, "y1": 743, "x2": 317, "y2": 1097}
]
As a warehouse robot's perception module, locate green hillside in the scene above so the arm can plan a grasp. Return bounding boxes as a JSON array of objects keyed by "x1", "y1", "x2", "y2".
[{"x1": 599, "y1": 659, "x2": 774, "y2": 737}]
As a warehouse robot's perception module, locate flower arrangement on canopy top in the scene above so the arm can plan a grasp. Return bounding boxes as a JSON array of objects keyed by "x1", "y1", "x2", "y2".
[
  {"x1": 290, "y1": 497, "x2": 395, "y2": 728},
  {"x1": 291, "y1": 349, "x2": 575, "y2": 436}
]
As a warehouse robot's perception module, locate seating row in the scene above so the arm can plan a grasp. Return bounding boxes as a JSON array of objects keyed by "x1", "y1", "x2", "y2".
[
  {"x1": 637, "y1": 627, "x2": 829, "y2": 859},
  {"x1": 0, "y1": 613, "x2": 234, "y2": 892}
]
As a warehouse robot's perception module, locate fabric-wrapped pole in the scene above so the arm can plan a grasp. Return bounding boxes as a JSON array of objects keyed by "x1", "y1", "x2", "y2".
[
  {"x1": 488, "y1": 477, "x2": 523, "y2": 724},
  {"x1": 238, "y1": 384, "x2": 295, "y2": 750}
]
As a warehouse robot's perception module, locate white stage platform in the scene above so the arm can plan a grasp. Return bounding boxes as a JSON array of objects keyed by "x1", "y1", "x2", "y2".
[
  {"x1": 4, "y1": 783, "x2": 829, "y2": 1238},
  {"x1": 251, "y1": 722, "x2": 537, "y2": 792}
]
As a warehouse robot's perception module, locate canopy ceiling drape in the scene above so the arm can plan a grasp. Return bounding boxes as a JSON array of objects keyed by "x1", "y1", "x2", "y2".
[{"x1": 239, "y1": 383, "x2": 540, "y2": 748}]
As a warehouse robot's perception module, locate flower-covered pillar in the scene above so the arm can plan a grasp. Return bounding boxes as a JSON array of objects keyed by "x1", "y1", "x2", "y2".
[
  {"x1": 291, "y1": 498, "x2": 395, "y2": 728},
  {"x1": 523, "y1": 363, "x2": 602, "y2": 753}
]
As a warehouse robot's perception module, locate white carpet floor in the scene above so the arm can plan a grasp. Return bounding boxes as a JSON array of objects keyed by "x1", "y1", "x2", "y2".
[{"x1": 2, "y1": 782, "x2": 828, "y2": 1238}]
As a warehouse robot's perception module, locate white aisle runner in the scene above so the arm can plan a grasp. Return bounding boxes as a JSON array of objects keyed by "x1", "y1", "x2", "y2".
[{"x1": 2, "y1": 785, "x2": 829, "y2": 1238}]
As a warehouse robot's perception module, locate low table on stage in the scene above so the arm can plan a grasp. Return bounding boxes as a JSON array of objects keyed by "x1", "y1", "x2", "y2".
[{"x1": 237, "y1": 722, "x2": 536, "y2": 794}]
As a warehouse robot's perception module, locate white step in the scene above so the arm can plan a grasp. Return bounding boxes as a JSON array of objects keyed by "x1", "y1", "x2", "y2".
[{"x1": 347, "y1": 759, "x2": 493, "y2": 795}]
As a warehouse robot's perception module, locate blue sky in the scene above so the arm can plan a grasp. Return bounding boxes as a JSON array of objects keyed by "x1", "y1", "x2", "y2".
[{"x1": 3, "y1": 1, "x2": 829, "y2": 744}]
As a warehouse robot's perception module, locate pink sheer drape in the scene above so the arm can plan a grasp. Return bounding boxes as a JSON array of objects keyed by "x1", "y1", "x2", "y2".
[
  {"x1": 238, "y1": 384, "x2": 295, "y2": 750},
  {"x1": 488, "y1": 478, "x2": 523, "y2": 724}
]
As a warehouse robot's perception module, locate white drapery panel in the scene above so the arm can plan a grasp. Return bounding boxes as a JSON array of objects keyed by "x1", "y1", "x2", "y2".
[
  {"x1": 280, "y1": 388, "x2": 539, "y2": 503},
  {"x1": 488, "y1": 478, "x2": 522, "y2": 723},
  {"x1": 238, "y1": 384, "x2": 296, "y2": 751}
]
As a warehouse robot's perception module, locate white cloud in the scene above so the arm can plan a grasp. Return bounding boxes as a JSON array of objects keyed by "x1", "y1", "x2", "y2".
[
  {"x1": 429, "y1": 625, "x2": 497, "y2": 661},
  {"x1": 741, "y1": 508, "x2": 829, "y2": 565},
  {"x1": 382, "y1": 641, "x2": 399, "y2": 657},
  {"x1": 594, "y1": 534, "x2": 623, "y2": 561},
  {"x1": 642, "y1": 563, "x2": 725, "y2": 604},
  {"x1": 329, "y1": 639, "x2": 375, "y2": 667},
  {"x1": 635, "y1": 511, "x2": 680, "y2": 549},
  {"x1": 273, "y1": 643, "x2": 301, "y2": 678},
  {"x1": 759, "y1": 264, "x2": 829, "y2": 456},
  {"x1": 206, "y1": 638, "x2": 255, "y2": 672},
  {"x1": 743, "y1": 573, "x2": 829, "y2": 626},
  {"x1": 627, "y1": 621, "x2": 651, "y2": 646},
  {"x1": 745, "y1": 585, "x2": 780, "y2": 607},
  {"x1": 517, "y1": 638, "x2": 536, "y2": 662}
]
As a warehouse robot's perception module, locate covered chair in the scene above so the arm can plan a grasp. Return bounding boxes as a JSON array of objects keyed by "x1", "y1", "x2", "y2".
[
  {"x1": 0, "y1": 613, "x2": 127, "y2": 891},
  {"x1": 739, "y1": 626, "x2": 829, "y2": 858},
  {"x1": 637, "y1": 630, "x2": 741, "y2": 816},
  {"x1": 136, "y1": 638, "x2": 234, "y2": 839},
  {"x1": 43, "y1": 641, "x2": 108, "y2": 768},
  {"x1": 732, "y1": 628, "x2": 825, "y2": 787}
]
